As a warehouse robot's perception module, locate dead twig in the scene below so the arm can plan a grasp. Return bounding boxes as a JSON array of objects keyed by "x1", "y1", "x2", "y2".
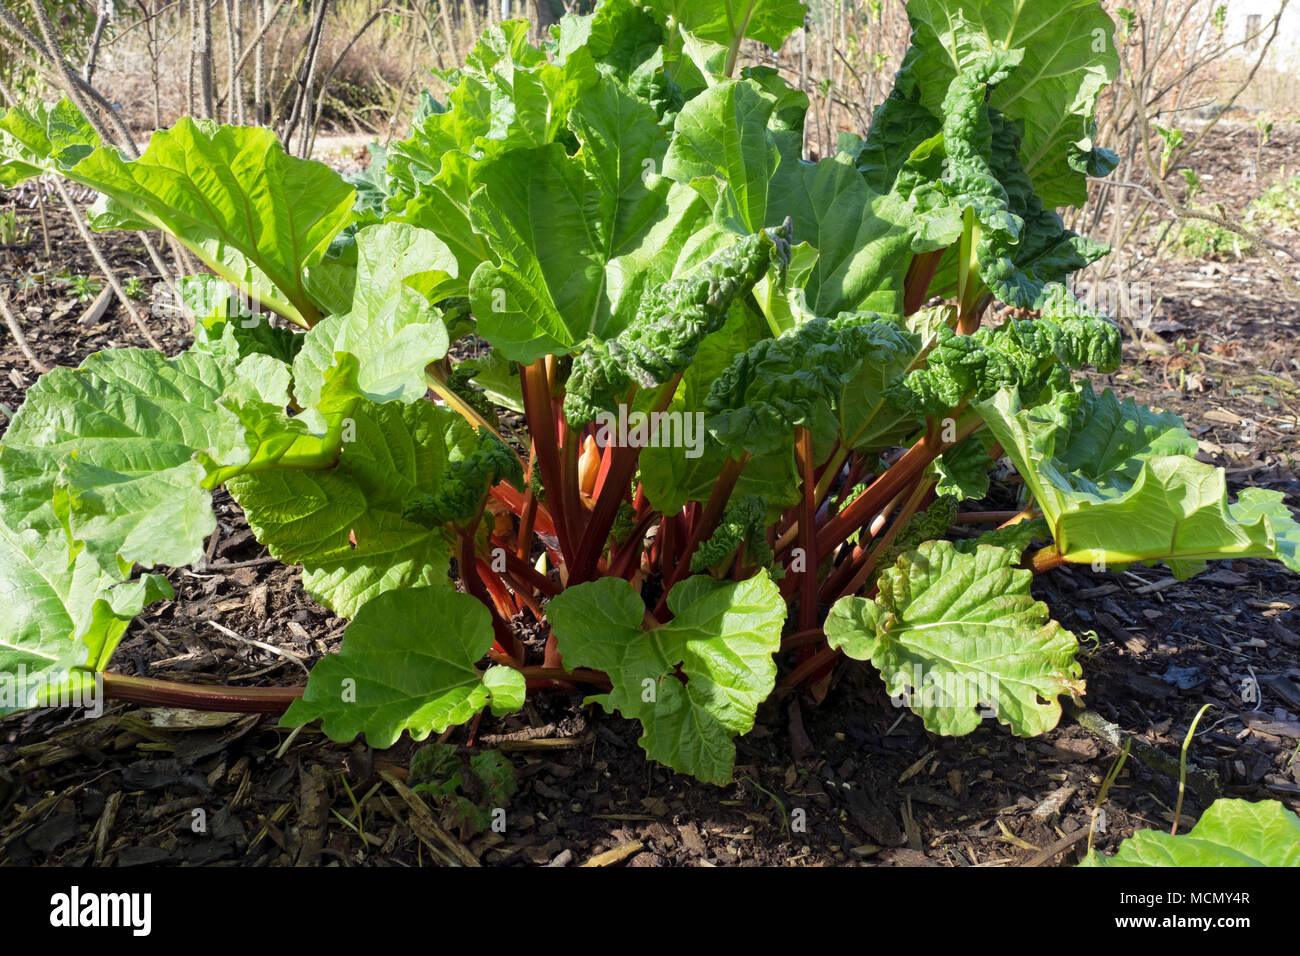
[
  {"x1": 0, "y1": 291, "x2": 49, "y2": 373},
  {"x1": 378, "y1": 769, "x2": 481, "y2": 867},
  {"x1": 580, "y1": 840, "x2": 644, "y2": 867},
  {"x1": 50, "y1": 177, "x2": 164, "y2": 351},
  {"x1": 1066, "y1": 701, "x2": 1220, "y2": 804}
]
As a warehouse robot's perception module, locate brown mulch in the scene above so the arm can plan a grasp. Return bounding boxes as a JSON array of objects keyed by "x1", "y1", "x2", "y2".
[{"x1": 1, "y1": 122, "x2": 1298, "y2": 868}]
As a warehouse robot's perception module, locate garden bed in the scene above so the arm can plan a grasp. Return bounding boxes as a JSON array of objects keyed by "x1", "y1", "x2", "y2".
[{"x1": 2, "y1": 117, "x2": 1297, "y2": 864}]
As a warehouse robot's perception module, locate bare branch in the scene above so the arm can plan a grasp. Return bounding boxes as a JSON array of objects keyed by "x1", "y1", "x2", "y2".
[{"x1": 0, "y1": 292, "x2": 50, "y2": 374}]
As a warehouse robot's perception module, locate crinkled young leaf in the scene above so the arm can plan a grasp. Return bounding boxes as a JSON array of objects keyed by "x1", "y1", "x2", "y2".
[
  {"x1": 979, "y1": 384, "x2": 1300, "y2": 575},
  {"x1": 563, "y1": 222, "x2": 788, "y2": 425},
  {"x1": 887, "y1": 311, "x2": 1119, "y2": 418},
  {"x1": 978, "y1": 113, "x2": 1111, "y2": 309},
  {"x1": 921, "y1": 49, "x2": 1025, "y2": 239},
  {"x1": 643, "y1": 306, "x2": 912, "y2": 515},
  {"x1": 404, "y1": 431, "x2": 523, "y2": 527},
  {"x1": 546, "y1": 571, "x2": 785, "y2": 784},
  {"x1": 867, "y1": 496, "x2": 960, "y2": 563},
  {"x1": 706, "y1": 314, "x2": 915, "y2": 457},
  {"x1": 691, "y1": 494, "x2": 772, "y2": 572},
  {"x1": 835, "y1": 306, "x2": 952, "y2": 453},
  {"x1": 892, "y1": 57, "x2": 1113, "y2": 316},
  {"x1": 930, "y1": 433, "x2": 996, "y2": 500},
  {"x1": 1080, "y1": 798, "x2": 1300, "y2": 867},
  {"x1": 826, "y1": 540, "x2": 1084, "y2": 737},
  {"x1": 856, "y1": 89, "x2": 940, "y2": 194},
  {"x1": 226, "y1": 399, "x2": 482, "y2": 618},
  {"x1": 293, "y1": 222, "x2": 456, "y2": 408},
  {"x1": 0, "y1": 512, "x2": 172, "y2": 714},
  {"x1": 636, "y1": 301, "x2": 801, "y2": 515},
  {"x1": 282, "y1": 587, "x2": 523, "y2": 748},
  {"x1": 857, "y1": 2, "x2": 1117, "y2": 319}
]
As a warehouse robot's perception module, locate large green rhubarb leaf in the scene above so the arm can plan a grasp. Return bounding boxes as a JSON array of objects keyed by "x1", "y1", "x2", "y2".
[
  {"x1": 826, "y1": 540, "x2": 1084, "y2": 737},
  {"x1": 293, "y1": 222, "x2": 457, "y2": 408},
  {"x1": 1080, "y1": 799, "x2": 1300, "y2": 867},
  {"x1": 226, "y1": 399, "x2": 482, "y2": 618},
  {"x1": 75, "y1": 118, "x2": 355, "y2": 325},
  {"x1": 768, "y1": 152, "x2": 916, "y2": 317},
  {"x1": 662, "y1": 78, "x2": 781, "y2": 233},
  {"x1": 979, "y1": 384, "x2": 1300, "y2": 575},
  {"x1": 0, "y1": 103, "x2": 356, "y2": 325},
  {"x1": 646, "y1": 0, "x2": 806, "y2": 52},
  {"x1": 0, "y1": 337, "x2": 354, "y2": 571},
  {"x1": 664, "y1": 76, "x2": 915, "y2": 317},
  {"x1": 282, "y1": 587, "x2": 525, "y2": 748},
  {"x1": 549, "y1": 0, "x2": 672, "y2": 110},
  {"x1": 0, "y1": 98, "x2": 99, "y2": 185},
  {"x1": 903, "y1": 0, "x2": 1120, "y2": 208},
  {"x1": 387, "y1": 23, "x2": 599, "y2": 283},
  {"x1": 546, "y1": 571, "x2": 786, "y2": 784},
  {"x1": 468, "y1": 79, "x2": 685, "y2": 361},
  {"x1": 0, "y1": 513, "x2": 171, "y2": 714}
]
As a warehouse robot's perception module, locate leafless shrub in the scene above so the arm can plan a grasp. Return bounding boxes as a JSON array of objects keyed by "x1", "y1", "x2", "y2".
[{"x1": 1073, "y1": 0, "x2": 1300, "y2": 335}]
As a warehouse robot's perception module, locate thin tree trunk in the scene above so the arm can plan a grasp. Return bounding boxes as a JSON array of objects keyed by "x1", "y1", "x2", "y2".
[
  {"x1": 198, "y1": 0, "x2": 215, "y2": 118},
  {"x1": 0, "y1": 292, "x2": 49, "y2": 374},
  {"x1": 222, "y1": 0, "x2": 238, "y2": 123},
  {"x1": 306, "y1": 6, "x2": 384, "y2": 159},
  {"x1": 187, "y1": 0, "x2": 198, "y2": 117},
  {"x1": 254, "y1": 0, "x2": 267, "y2": 124},
  {"x1": 83, "y1": 0, "x2": 112, "y2": 84},
  {"x1": 282, "y1": 0, "x2": 329, "y2": 156}
]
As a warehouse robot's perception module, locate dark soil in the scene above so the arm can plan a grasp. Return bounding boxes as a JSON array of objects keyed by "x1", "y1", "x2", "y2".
[{"x1": 1, "y1": 124, "x2": 1297, "y2": 868}]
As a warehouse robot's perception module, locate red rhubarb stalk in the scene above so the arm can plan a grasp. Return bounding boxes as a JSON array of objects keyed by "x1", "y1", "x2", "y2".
[
  {"x1": 103, "y1": 673, "x2": 302, "y2": 713},
  {"x1": 654, "y1": 454, "x2": 748, "y2": 619},
  {"x1": 520, "y1": 359, "x2": 573, "y2": 562},
  {"x1": 795, "y1": 427, "x2": 820, "y2": 630}
]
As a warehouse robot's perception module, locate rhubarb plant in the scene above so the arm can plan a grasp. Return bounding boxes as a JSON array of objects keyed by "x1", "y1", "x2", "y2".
[{"x1": 1, "y1": 0, "x2": 1297, "y2": 792}]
